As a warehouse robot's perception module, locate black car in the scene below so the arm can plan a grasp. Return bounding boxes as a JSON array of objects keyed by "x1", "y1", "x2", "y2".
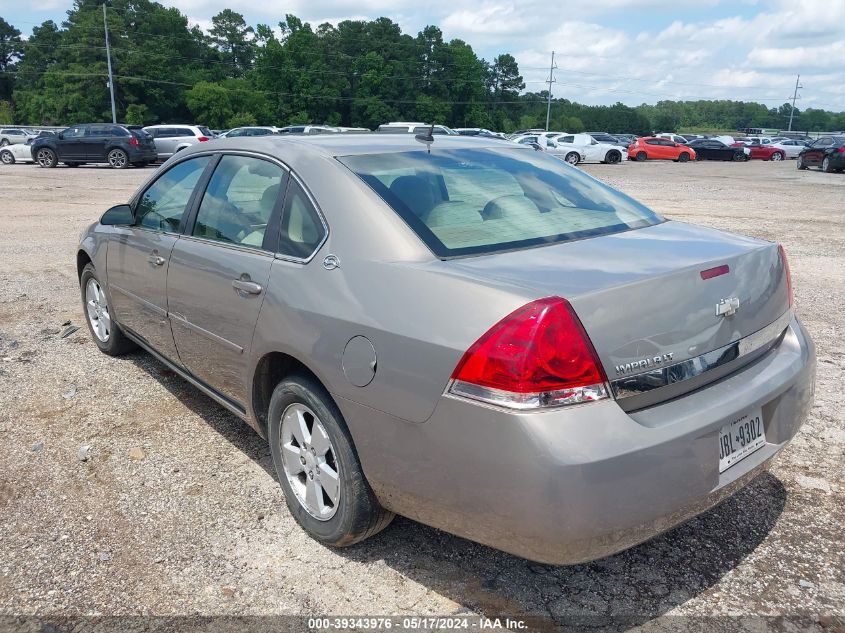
[
  {"x1": 686, "y1": 138, "x2": 746, "y2": 161},
  {"x1": 30, "y1": 123, "x2": 157, "y2": 169},
  {"x1": 587, "y1": 132, "x2": 627, "y2": 146},
  {"x1": 797, "y1": 136, "x2": 845, "y2": 173}
]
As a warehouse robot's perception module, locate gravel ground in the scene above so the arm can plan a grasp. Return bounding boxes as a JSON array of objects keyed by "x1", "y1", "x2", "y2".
[{"x1": 0, "y1": 159, "x2": 842, "y2": 632}]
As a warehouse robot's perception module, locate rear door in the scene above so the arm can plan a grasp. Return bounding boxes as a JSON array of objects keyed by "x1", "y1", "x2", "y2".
[
  {"x1": 166, "y1": 154, "x2": 288, "y2": 407},
  {"x1": 106, "y1": 155, "x2": 212, "y2": 361}
]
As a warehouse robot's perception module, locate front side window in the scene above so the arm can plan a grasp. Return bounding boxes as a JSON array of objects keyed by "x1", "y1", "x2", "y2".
[
  {"x1": 63, "y1": 126, "x2": 86, "y2": 139},
  {"x1": 136, "y1": 156, "x2": 211, "y2": 232},
  {"x1": 192, "y1": 155, "x2": 287, "y2": 249},
  {"x1": 339, "y1": 148, "x2": 663, "y2": 258}
]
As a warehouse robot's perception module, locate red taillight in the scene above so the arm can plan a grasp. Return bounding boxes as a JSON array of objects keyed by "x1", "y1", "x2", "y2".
[
  {"x1": 129, "y1": 136, "x2": 139, "y2": 147},
  {"x1": 778, "y1": 244, "x2": 793, "y2": 308},
  {"x1": 700, "y1": 264, "x2": 730, "y2": 280},
  {"x1": 197, "y1": 136, "x2": 210, "y2": 142},
  {"x1": 449, "y1": 297, "x2": 608, "y2": 409},
  {"x1": 837, "y1": 146, "x2": 845, "y2": 153}
]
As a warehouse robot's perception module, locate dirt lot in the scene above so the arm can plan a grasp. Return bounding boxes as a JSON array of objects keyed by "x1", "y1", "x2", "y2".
[{"x1": 0, "y1": 159, "x2": 843, "y2": 631}]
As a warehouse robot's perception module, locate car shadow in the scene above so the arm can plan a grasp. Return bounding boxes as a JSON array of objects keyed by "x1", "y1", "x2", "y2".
[{"x1": 128, "y1": 351, "x2": 787, "y2": 631}]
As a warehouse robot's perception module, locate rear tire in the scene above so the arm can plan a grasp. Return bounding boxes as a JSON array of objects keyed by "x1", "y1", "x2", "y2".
[
  {"x1": 268, "y1": 373, "x2": 394, "y2": 547},
  {"x1": 635, "y1": 151, "x2": 647, "y2": 162},
  {"x1": 564, "y1": 152, "x2": 580, "y2": 165},
  {"x1": 0, "y1": 139, "x2": 8, "y2": 146},
  {"x1": 36, "y1": 147, "x2": 57, "y2": 168},
  {"x1": 0, "y1": 149, "x2": 14, "y2": 165},
  {"x1": 107, "y1": 148, "x2": 129, "y2": 169},
  {"x1": 822, "y1": 156, "x2": 833, "y2": 173},
  {"x1": 678, "y1": 152, "x2": 690, "y2": 163},
  {"x1": 771, "y1": 152, "x2": 784, "y2": 161},
  {"x1": 79, "y1": 263, "x2": 137, "y2": 356}
]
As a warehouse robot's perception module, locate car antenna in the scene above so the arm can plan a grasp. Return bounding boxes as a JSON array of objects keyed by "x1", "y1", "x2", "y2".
[{"x1": 415, "y1": 124, "x2": 435, "y2": 154}]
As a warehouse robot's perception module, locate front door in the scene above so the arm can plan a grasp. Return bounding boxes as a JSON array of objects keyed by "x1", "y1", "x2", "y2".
[
  {"x1": 106, "y1": 155, "x2": 212, "y2": 361},
  {"x1": 56, "y1": 125, "x2": 87, "y2": 161},
  {"x1": 167, "y1": 153, "x2": 287, "y2": 406},
  {"x1": 804, "y1": 138, "x2": 831, "y2": 166}
]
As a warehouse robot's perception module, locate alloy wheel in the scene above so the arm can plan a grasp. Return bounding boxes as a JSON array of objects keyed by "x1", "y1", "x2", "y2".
[
  {"x1": 823, "y1": 157, "x2": 831, "y2": 172},
  {"x1": 279, "y1": 403, "x2": 341, "y2": 521},
  {"x1": 565, "y1": 152, "x2": 579, "y2": 165},
  {"x1": 85, "y1": 278, "x2": 111, "y2": 342},
  {"x1": 108, "y1": 149, "x2": 127, "y2": 169},
  {"x1": 771, "y1": 152, "x2": 783, "y2": 161},
  {"x1": 36, "y1": 149, "x2": 55, "y2": 168},
  {"x1": 0, "y1": 150, "x2": 12, "y2": 165}
]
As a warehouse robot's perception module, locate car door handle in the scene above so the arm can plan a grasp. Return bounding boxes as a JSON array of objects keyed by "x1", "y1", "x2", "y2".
[
  {"x1": 232, "y1": 279, "x2": 263, "y2": 295},
  {"x1": 147, "y1": 254, "x2": 166, "y2": 266}
]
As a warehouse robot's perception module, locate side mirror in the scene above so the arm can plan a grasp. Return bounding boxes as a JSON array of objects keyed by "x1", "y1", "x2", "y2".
[
  {"x1": 100, "y1": 204, "x2": 133, "y2": 226},
  {"x1": 57, "y1": 132, "x2": 64, "y2": 140}
]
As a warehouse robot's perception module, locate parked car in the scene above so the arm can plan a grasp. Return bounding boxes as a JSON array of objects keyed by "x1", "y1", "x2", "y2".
[
  {"x1": 797, "y1": 136, "x2": 845, "y2": 172},
  {"x1": 730, "y1": 143, "x2": 786, "y2": 161},
  {"x1": 656, "y1": 133, "x2": 689, "y2": 145},
  {"x1": 30, "y1": 123, "x2": 157, "y2": 168},
  {"x1": 454, "y1": 128, "x2": 503, "y2": 138},
  {"x1": 767, "y1": 139, "x2": 811, "y2": 159},
  {"x1": 0, "y1": 128, "x2": 37, "y2": 146},
  {"x1": 277, "y1": 125, "x2": 340, "y2": 135},
  {"x1": 614, "y1": 133, "x2": 638, "y2": 145},
  {"x1": 143, "y1": 124, "x2": 213, "y2": 161},
  {"x1": 686, "y1": 138, "x2": 746, "y2": 162},
  {"x1": 587, "y1": 132, "x2": 627, "y2": 147},
  {"x1": 627, "y1": 137, "x2": 695, "y2": 162},
  {"x1": 510, "y1": 133, "x2": 586, "y2": 165},
  {"x1": 555, "y1": 133, "x2": 624, "y2": 164},
  {"x1": 0, "y1": 138, "x2": 36, "y2": 165},
  {"x1": 222, "y1": 126, "x2": 281, "y2": 138},
  {"x1": 76, "y1": 134, "x2": 814, "y2": 566},
  {"x1": 376, "y1": 122, "x2": 457, "y2": 135}
]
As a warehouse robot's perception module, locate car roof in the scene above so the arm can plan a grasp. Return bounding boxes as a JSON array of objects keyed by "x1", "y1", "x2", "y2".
[{"x1": 190, "y1": 133, "x2": 521, "y2": 159}]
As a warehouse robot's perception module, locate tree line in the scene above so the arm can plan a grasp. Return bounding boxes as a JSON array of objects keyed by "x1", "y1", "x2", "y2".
[{"x1": 1, "y1": 0, "x2": 843, "y2": 133}]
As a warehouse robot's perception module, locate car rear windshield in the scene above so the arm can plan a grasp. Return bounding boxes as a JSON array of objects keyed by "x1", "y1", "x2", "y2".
[
  {"x1": 338, "y1": 147, "x2": 663, "y2": 257},
  {"x1": 198, "y1": 126, "x2": 213, "y2": 137}
]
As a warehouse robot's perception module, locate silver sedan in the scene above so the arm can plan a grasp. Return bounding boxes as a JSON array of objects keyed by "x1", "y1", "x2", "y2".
[{"x1": 76, "y1": 135, "x2": 815, "y2": 565}]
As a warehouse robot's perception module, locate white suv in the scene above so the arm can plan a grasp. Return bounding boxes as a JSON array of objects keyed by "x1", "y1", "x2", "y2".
[
  {"x1": 142, "y1": 124, "x2": 214, "y2": 161},
  {"x1": 377, "y1": 122, "x2": 457, "y2": 135}
]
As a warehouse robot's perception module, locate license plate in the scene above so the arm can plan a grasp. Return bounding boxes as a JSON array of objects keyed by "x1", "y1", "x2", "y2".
[{"x1": 718, "y1": 408, "x2": 766, "y2": 473}]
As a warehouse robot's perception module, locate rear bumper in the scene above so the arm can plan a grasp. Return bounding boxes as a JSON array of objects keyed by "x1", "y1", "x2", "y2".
[
  {"x1": 338, "y1": 315, "x2": 815, "y2": 565},
  {"x1": 128, "y1": 147, "x2": 158, "y2": 162}
]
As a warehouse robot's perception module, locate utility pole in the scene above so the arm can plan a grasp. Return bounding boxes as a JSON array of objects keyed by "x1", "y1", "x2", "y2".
[
  {"x1": 545, "y1": 51, "x2": 556, "y2": 132},
  {"x1": 103, "y1": 2, "x2": 117, "y2": 124},
  {"x1": 788, "y1": 74, "x2": 802, "y2": 132}
]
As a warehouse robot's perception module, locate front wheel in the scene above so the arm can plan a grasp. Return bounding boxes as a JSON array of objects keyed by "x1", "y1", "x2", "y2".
[
  {"x1": 107, "y1": 148, "x2": 129, "y2": 169},
  {"x1": 0, "y1": 139, "x2": 9, "y2": 147},
  {"x1": 678, "y1": 152, "x2": 690, "y2": 163},
  {"x1": 36, "y1": 147, "x2": 57, "y2": 168},
  {"x1": 771, "y1": 152, "x2": 784, "y2": 161},
  {"x1": 822, "y1": 156, "x2": 833, "y2": 173},
  {"x1": 733, "y1": 152, "x2": 744, "y2": 162},
  {"x1": 797, "y1": 156, "x2": 808, "y2": 170},
  {"x1": 268, "y1": 374, "x2": 394, "y2": 547},
  {"x1": 604, "y1": 150, "x2": 621, "y2": 164},
  {"x1": 80, "y1": 263, "x2": 136, "y2": 356},
  {"x1": 635, "y1": 151, "x2": 647, "y2": 162},
  {"x1": 564, "y1": 152, "x2": 580, "y2": 165},
  {"x1": 0, "y1": 149, "x2": 14, "y2": 165}
]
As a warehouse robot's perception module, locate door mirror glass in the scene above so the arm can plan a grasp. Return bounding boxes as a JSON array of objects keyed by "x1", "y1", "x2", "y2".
[
  {"x1": 57, "y1": 132, "x2": 64, "y2": 140},
  {"x1": 100, "y1": 204, "x2": 133, "y2": 226}
]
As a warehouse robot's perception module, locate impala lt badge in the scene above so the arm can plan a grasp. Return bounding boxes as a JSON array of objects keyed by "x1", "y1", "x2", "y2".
[
  {"x1": 615, "y1": 352, "x2": 675, "y2": 376},
  {"x1": 716, "y1": 297, "x2": 740, "y2": 317}
]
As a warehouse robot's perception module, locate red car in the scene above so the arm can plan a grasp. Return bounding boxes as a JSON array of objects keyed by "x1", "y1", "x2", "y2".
[
  {"x1": 730, "y1": 142, "x2": 786, "y2": 161},
  {"x1": 627, "y1": 137, "x2": 696, "y2": 162}
]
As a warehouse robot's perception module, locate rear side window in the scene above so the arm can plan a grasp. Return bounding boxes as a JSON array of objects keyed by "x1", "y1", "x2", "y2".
[
  {"x1": 136, "y1": 156, "x2": 210, "y2": 232},
  {"x1": 192, "y1": 155, "x2": 287, "y2": 249},
  {"x1": 339, "y1": 148, "x2": 662, "y2": 258},
  {"x1": 198, "y1": 127, "x2": 212, "y2": 137},
  {"x1": 278, "y1": 179, "x2": 326, "y2": 259}
]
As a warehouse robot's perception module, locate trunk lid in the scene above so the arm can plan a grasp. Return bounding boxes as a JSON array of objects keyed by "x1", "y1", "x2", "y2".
[{"x1": 439, "y1": 221, "x2": 790, "y2": 403}]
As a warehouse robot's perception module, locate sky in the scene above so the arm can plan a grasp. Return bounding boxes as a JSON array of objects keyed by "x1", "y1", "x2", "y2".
[{"x1": 2, "y1": 0, "x2": 844, "y2": 110}]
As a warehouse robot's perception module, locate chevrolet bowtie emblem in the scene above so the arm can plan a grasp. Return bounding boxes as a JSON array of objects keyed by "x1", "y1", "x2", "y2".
[{"x1": 716, "y1": 297, "x2": 740, "y2": 317}]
